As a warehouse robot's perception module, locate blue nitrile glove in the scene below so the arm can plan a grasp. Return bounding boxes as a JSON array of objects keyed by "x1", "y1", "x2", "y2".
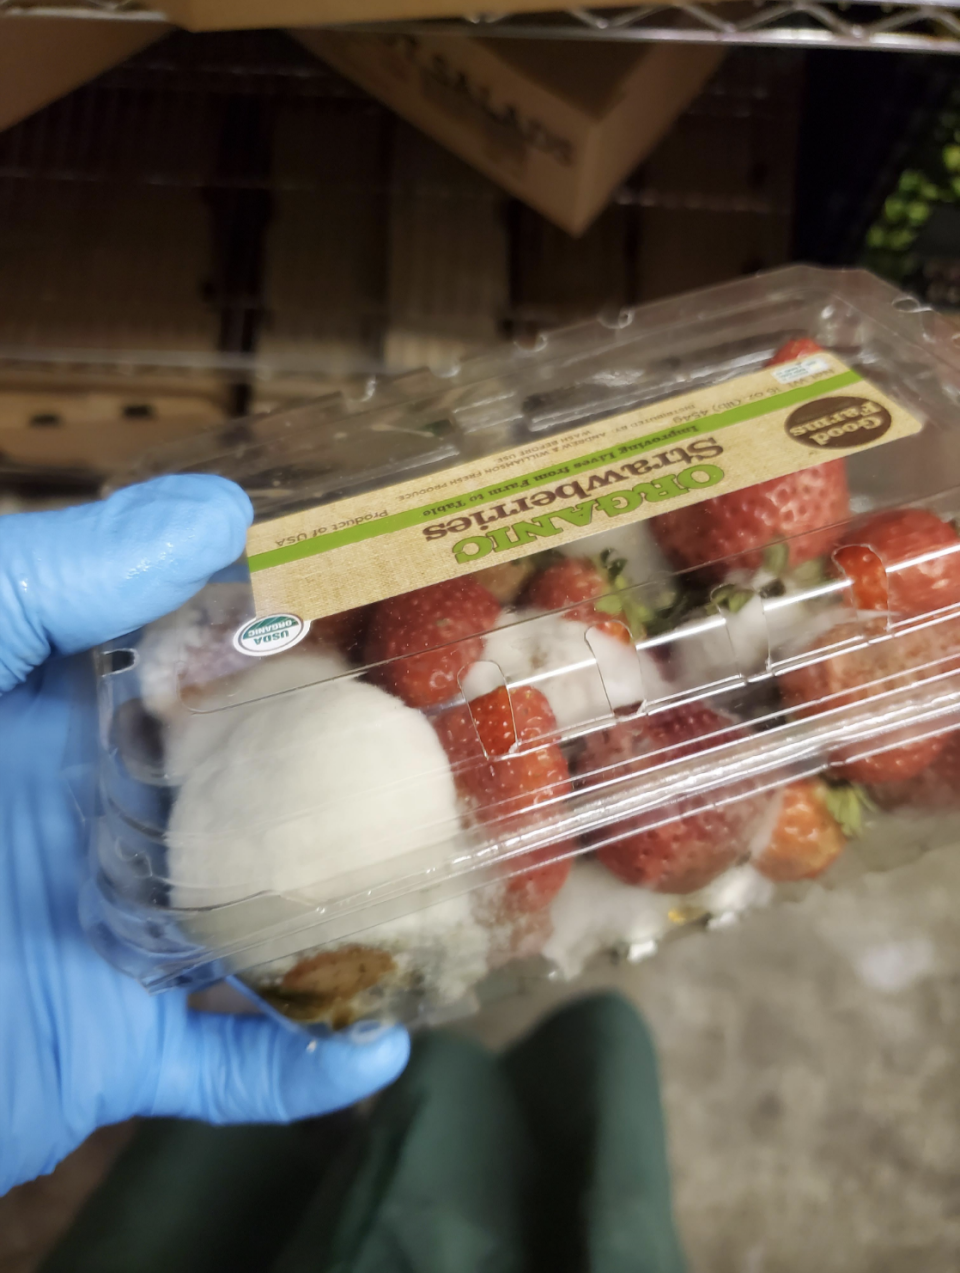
[{"x1": 0, "y1": 476, "x2": 410, "y2": 1196}]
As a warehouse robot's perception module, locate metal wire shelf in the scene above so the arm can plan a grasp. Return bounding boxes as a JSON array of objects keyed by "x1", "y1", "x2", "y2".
[
  {"x1": 361, "y1": 1, "x2": 960, "y2": 55},
  {"x1": 5, "y1": 0, "x2": 960, "y2": 54},
  {"x1": 0, "y1": 1, "x2": 160, "y2": 18}
]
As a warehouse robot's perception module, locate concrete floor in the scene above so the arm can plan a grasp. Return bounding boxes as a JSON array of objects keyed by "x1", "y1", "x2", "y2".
[{"x1": 460, "y1": 840, "x2": 960, "y2": 1273}]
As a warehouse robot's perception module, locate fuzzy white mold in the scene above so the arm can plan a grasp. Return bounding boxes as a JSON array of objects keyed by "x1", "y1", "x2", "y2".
[
  {"x1": 699, "y1": 864, "x2": 776, "y2": 929},
  {"x1": 137, "y1": 582, "x2": 254, "y2": 723},
  {"x1": 166, "y1": 657, "x2": 463, "y2": 909},
  {"x1": 559, "y1": 522, "x2": 671, "y2": 585},
  {"x1": 543, "y1": 859, "x2": 677, "y2": 980}
]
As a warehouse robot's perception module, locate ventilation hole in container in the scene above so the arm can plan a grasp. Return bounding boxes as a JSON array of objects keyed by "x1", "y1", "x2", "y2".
[
  {"x1": 833, "y1": 542, "x2": 888, "y2": 616},
  {"x1": 585, "y1": 623, "x2": 647, "y2": 715},
  {"x1": 713, "y1": 587, "x2": 770, "y2": 680},
  {"x1": 666, "y1": 611, "x2": 740, "y2": 693},
  {"x1": 599, "y1": 305, "x2": 634, "y2": 330},
  {"x1": 460, "y1": 662, "x2": 513, "y2": 757},
  {"x1": 514, "y1": 330, "x2": 548, "y2": 354},
  {"x1": 29, "y1": 412, "x2": 61, "y2": 427},
  {"x1": 342, "y1": 376, "x2": 377, "y2": 403},
  {"x1": 103, "y1": 648, "x2": 137, "y2": 675},
  {"x1": 892, "y1": 295, "x2": 927, "y2": 313},
  {"x1": 122, "y1": 403, "x2": 156, "y2": 420},
  {"x1": 460, "y1": 659, "x2": 506, "y2": 701}
]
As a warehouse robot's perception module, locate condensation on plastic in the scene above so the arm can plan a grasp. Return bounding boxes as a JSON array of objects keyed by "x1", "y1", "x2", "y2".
[{"x1": 82, "y1": 266, "x2": 960, "y2": 1032}]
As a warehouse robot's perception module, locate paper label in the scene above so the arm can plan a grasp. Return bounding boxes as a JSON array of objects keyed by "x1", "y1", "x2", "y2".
[{"x1": 245, "y1": 354, "x2": 923, "y2": 623}]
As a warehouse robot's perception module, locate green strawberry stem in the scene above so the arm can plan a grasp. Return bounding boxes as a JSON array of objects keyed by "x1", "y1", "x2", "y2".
[
  {"x1": 710, "y1": 583, "x2": 755, "y2": 614},
  {"x1": 821, "y1": 780, "x2": 876, "y2": 840},
  {"x1": 789, "y1": 557, "x2": 828, "y2": 588},
  {"x1": 762, "y1": 541, "x2": 790, "y2": 577}
]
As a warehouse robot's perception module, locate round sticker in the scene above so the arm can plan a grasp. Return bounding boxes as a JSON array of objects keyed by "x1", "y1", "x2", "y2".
[
  {"x1": 233, "y1": 613, "x2": 310, "y2": 657},
  {"x1": 785, "y1": 395, "x2": 892, "y2": 450}
]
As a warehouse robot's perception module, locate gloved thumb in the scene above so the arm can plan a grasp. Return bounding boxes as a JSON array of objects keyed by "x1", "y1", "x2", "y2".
[
  {"x1": 147, "y1": 1008, "x2": 411, "y2": 1124},
  {"x1": 0, "y1": 475, "x2": 253, "y2": 692}
]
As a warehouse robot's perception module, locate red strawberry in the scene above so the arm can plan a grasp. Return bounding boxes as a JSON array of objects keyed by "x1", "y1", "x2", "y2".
[
  {"x1": 649, "y1": 337, "x2": 850, "y2": 580},
  {"x1": 525, "y1": 557, "x2": 633, "y2": 643},
  {"x1": 768, "y1": 337, "x2": 824, "y2": 365},
  {"x1": 779, "y1": 619, "x2": 960, "y2": 783},
  {"x1": 754, "y1": 778, "x2": 855, "y2": 882},
  {"x1": 650, "y1": 462, "x2": 849, "y2": 581},
  {"x1": 869, "y1": 730, "x2": 960, "y2": 812},
  {"x1": 364, "y1": 578, "x2": 500, "y2": 708},
  {"x1": 576, "y1": 703, "x2": 771, "y2": 894},
  {"x1": 834, "y1": 508, "x2": 960, "y2": 618},
  {"x1": 435, "y1": 685, "x2": 573, "y2": 917},
  {"x1": 302, "y1": 605, "x2": 371, "y2": 661}
]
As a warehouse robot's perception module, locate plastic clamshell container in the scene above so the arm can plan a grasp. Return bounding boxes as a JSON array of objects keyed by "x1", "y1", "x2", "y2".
[{"x1": 85, "y1": 266, "x2": 960, "y2": 1032}]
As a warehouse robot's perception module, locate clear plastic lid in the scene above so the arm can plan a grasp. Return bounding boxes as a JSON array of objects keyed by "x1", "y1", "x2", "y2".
[{"x1": 84, "y1": 266, "x2": 960, "y2": 1029}]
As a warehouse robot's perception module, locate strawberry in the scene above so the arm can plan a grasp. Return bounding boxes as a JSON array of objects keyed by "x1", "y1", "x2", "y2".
[
  {"x1": 754, "y1": 778, "x2": 863, "y2": 882},
  {"x1": 648, "y1": 337, "x2": 850, "y2": 581},
  {"x1": 474, "y1": 559, "x2": 536, "y2": 604},
  {"x1": 779, "y1": 619, "x2": 960, "y2": 783},
  {"x1": 576, "y1": 703, "x2": 770, "y2": 894},
  {"x1": 435, "y1": 685, "x2": 573, "y2": 917},
  {"x1": 364, "y1": 578, "x2": 501, "y2": 708},
  {"x1": 650, "y1": 462, "x2": 849, "y2": 582},
  {"x1": 768, "y1": 337, "x2": 824, "y2": 365},
  {"x1": 833, "y1": 508, "x2": 960, "y2": 618},
  {"x1": 869, "y1": 730, "x2": 960, "y2": 812},
  {"x1": 524, "y1": 556, "x2": 634, "y2": 643},
  {"x1": 302, "y1": 605, "x2": 371, "y2": 661}
]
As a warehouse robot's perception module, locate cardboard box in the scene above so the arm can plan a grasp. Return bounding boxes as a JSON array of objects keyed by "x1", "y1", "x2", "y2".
[
  {"x1": 0, "y1": 16, "x2": 169, "y2": 135},
  {"x1": 0, "y1": 388, "x2": 226, "y2": 475},
  {"x1": 295, "y1": 30, "x2": 724, "y2": 235},
  {"x1": 159, "y1": 0, "x2": 710, "y2": 31}
]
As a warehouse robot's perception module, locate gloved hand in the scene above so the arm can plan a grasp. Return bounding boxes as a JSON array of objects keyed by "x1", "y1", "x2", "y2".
[{"x1": 0, "y1": 476, "x2": 410, "y2": 1197}]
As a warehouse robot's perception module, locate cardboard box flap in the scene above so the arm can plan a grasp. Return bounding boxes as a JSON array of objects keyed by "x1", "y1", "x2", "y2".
[
  {"x1": 487, "y1": 39, "x2": 660, "y2": 121},
  {"x1": 296, "y1": 28, "x2": 723, "y2": 235},
  {"x1": 0, "y1": 17, "x2": 170, "y2": 136}
]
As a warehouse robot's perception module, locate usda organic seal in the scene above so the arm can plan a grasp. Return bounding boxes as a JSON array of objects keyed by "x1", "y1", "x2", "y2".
[{"x1": 232, "y1": 613, "x2": 309, "y2": 656}]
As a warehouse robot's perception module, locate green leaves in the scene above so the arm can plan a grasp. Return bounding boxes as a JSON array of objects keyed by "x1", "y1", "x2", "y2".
[
  {"x1": 821, "y1": 781, "x2": 877, "y2": 840},
  {"x1": 593, "y1": 594, "x2": 624, "y2": 616},
  {"x1": 709, "y1": 583, "x2": 755, "y2": 615},
  {"x1": 591, "y1": 548, "x2": 663, "y2": 636},
  {"x1": 790, "y1": 557, "x2": 828, "y2": 588}
]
